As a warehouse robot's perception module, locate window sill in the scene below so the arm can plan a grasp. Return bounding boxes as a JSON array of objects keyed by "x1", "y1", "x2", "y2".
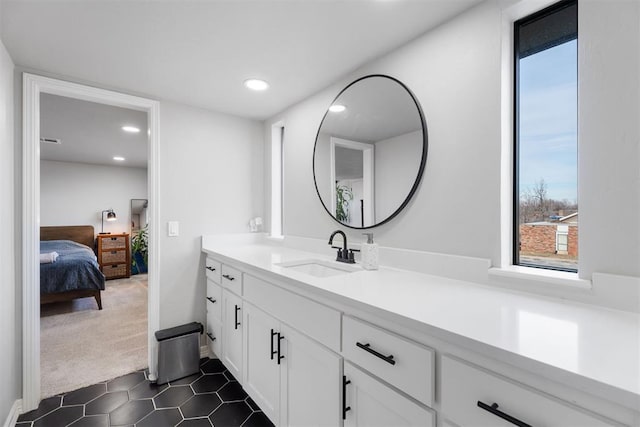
[{"x1": 488, "y1": 265, "x2": 592, "y2": 290}]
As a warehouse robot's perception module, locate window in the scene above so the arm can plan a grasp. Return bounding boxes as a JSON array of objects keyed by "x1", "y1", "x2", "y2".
[
  {"x1": 514, "y1": 0, "x2": 578, "y2": 272},
  {"x1": 270, "y1": 123, "x2": 284, "y2": 237}
]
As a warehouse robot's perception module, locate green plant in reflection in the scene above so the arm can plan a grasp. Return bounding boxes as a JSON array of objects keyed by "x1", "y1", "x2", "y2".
[{"x1": 336, "y1": 184, "x2": 353, "y2": 223}]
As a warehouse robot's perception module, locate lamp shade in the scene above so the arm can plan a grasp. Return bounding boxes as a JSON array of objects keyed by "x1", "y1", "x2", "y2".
[{"x1": 106, "y1": 210, "x2": 117, "y2": 221}]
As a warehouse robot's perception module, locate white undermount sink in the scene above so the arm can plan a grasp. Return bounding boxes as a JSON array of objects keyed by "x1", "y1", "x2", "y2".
[{"x1": 275, "y1": 259, "x2": 360, "y2": 278}]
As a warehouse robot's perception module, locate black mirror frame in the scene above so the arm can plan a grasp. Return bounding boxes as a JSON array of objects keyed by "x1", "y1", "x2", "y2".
[{"x1": 312, "y1": 74, "x2": 428, "y2": 229}]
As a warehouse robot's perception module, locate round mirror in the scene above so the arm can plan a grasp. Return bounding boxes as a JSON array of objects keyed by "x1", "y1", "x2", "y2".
[{"x1": 313, "y1": 75, "x2": 428, "y2": 229}]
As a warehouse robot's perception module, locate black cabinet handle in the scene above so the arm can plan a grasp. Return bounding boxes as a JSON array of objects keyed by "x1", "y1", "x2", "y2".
[
  {"x1": 206, "y1": 266, "x2": 216, "y2": 272},
  {"x1": 206, "y1": 297, "x2": 216, "y2": 304},
  {"x1": 342, "y1": 375, "x2": 351, "y2": 420},
  {"x1": 270, "y1": 329, "x2": 278, "y2": 360},
  {"x1": 276, "y1": 333, "x2": 284, "y2": 365},
  {"x1": 477, "y1": 402, "x2": 532, "y2": 427},
  {"x1": 222, "y1": 274, "x2": 235, "y2": 281},
  {"x1": 206, "y1": 332, "x2": 216, "y2": 341},
  {"x1": 356, "y1": 342, "x2": 396, "y2": 365},
  {"x1": 234, "y1": 305, "x2": 241, "y2": 329}
]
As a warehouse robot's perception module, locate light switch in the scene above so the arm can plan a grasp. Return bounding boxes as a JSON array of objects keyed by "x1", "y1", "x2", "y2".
[{"x1": 168, "y1": 221, "x2": 179, "y2": 237}]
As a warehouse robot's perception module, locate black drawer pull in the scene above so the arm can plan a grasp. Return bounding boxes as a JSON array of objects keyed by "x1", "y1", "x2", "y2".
[
  {"x1": 110, "y1": 237, "x2": 117, "y2": 240},
  {"x1": 206, "y1": 266, "x2": 216, "y2": 272},
  {"x1": 111, "y1": 264, "x2": 119, "y2": 268},
  {"x1": 206, "y1": 297, "x2": 216, "y2": 304},
  {"x1": 234, "y1": 305, "x2": 241, "y2": 329},
  {"x1": 342, "y1": 375, "x2": 351, "y2": 420},
  {"x1": 276, "y1": 333, "x2": 284, "y2": 365},
  {"x1": 356, "y1": 342, "x2": 396, "y2": 365},
  {"x1": 477, "y1": 401, "x2": 532, "y2": 427},
  {"x1": 222, "y1": 274, "x2": 235, "y2": 281},
  {"x1": 111, "y1": 251, "x2": 117, "y2": 254},
  {"x1": 206, "y1": 332, "x2": 216, "y2": 341},
  {"x1": 270, "y1": 329, "x2": 278, "y2": 360}
]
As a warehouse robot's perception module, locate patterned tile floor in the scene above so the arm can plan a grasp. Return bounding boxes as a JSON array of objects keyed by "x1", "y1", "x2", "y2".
[{"x1": 17, "y1": 358, "x2": 274, "y2": 427}]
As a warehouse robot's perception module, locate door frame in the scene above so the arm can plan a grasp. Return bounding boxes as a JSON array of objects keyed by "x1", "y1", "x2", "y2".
[
  {"x1": 329, "y1": 137, "x2": 374, "y2": 226},
  {"x1": 22, "y1": 73, "x2": 161, "y2": 411}
]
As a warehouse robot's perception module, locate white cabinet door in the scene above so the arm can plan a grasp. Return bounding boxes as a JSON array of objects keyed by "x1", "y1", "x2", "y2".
[
  {"x1": 343, "y1": 362, "x2": 435, "y2": 427},
  {"x1": 281, "y1": 324, "x2": 342, "y2": 427},
  {"x1": 222, "y1": 289, "x2": 243, "y2": 382},
  {"x1": 243, "y1": 303, "x2": 281, "y2": 425}
]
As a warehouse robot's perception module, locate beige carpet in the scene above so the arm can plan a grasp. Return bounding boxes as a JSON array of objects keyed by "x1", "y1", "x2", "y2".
[{"x1": 40, "y1": 274, "x2": 148, "y2": 398}]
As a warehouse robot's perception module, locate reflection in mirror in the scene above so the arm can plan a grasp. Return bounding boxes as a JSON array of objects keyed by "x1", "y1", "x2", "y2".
[
  {"x1": 313, "y1": 75, "x2": 427, "y2": 228},
  {"x1": 130, "y1": 199, "x2": 148, "y2": 233}
]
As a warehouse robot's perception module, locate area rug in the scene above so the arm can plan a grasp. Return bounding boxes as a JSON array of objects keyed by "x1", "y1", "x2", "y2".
[{"x1": 40, "y1": 274, "x2": 148, "y2": 398}]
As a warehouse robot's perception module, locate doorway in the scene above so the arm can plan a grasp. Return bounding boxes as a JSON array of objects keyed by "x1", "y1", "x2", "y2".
[{"x1": 22, "y1": 73, "x2": 160, "y2": 411}]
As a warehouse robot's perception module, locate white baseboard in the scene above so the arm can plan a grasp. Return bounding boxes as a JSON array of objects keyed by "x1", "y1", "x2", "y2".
[
  {"x1": 3, "y1": 399, "x2": 21, "y2": 427},
  {"x1": 200, "y1": 345, "x2": 209, "y2": 359}
]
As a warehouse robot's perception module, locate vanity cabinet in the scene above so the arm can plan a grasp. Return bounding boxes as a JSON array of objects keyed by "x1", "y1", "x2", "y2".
[
  {"x1": 205, "y1": 279, "x2": 222, "y2": 357},
  {"x1": 343, "y1": 362, "x2": 435, "y2": 427},
  {"x1": 243, "y1": 302, "x2": 342, "y2": 426},
  {"x1": 221, "y1": 288, "x2": 243, "y2": 380},
  {"x1": 441, "y1": 355, "x2": 617, "y2": 427}
]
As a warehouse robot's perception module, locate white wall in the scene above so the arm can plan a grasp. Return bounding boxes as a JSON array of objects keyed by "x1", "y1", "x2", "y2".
[
  {"x1": 0, "y1": 36, "x2": 18, "y2": 421},
  {"x1": 374, "y1": 130, "x2": 422, "y2": 222},
  {"x1": 265, "y1": 0, "x2": 640, "y2": 281},
  {"x1": 40, "y1": 160, "x2": 147, "y2": 235},
  {"x1": 159, "y1": 101, "x2": 263, "y2": 329}
]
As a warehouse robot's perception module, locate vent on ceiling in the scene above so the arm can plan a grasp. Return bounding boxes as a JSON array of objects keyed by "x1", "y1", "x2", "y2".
[{"x1": 40, "y1": 137, "x2": 61, "y2": 145}]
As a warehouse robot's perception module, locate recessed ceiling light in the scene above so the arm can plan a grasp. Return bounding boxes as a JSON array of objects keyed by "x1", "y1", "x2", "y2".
[
  {"x1": 113, "y1": 156, "x2": 125, "y2": 161},
  {"x1": 122, "y1": 126, "x2": 140, "y2": 133},
  {"x1": 329, "y1": 104, "x2": 346, "y2": 113},
  {"x1": 244, "y1": 79, "x2": 270, "y2": 91}
]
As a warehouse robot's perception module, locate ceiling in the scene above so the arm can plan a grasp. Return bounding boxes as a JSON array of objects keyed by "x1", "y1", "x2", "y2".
[
  {"x1": 1, "y1": 0, "x2": 483, "y2": 120},
  {"x1": 40, "y1": 93, "x2": 148, "y2": 168},
  {"x1": 319, "y1": 75, "x2": 422, "y2": 142}
]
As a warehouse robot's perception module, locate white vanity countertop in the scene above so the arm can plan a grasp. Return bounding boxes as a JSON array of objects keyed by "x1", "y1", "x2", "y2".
[{"x1": 202, "y1": 238, "x2": 640, "y2": 409}]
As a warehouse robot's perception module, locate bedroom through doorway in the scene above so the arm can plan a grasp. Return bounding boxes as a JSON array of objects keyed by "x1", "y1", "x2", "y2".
[{"x1": 38, "y1": 93, "x2": 150, "y2": 398}]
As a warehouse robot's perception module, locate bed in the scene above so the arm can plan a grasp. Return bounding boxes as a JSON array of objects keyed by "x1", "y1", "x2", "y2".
[{"x1": 40, "y1": 225, "x2": 106, "y2": 310}]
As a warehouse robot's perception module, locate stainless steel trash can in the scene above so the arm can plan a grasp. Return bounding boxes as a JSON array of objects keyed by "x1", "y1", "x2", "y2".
[{"x1": 155, "y1": 322, "x2": 203, "y2": 385}]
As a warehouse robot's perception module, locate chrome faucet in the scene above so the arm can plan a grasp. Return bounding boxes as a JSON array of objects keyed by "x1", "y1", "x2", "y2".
[{"x1": 328, "y1": 230, "x2": 356, "y2": 264}]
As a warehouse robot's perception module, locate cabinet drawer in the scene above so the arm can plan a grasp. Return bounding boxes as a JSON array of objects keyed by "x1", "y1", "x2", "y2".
[
  {"x1": 221, "y1": 264, "x2": 242, "y2": 295},
  {"x1": 102, "y1": 263, "x2": 128, "y2": 279},
  {"x1": 101, "y1": 249, "x2": 126, "y2": 264},
  {"x1": 243, "y1": 274, "x2": 341, "y2": 352},
  {"x1": 205, "y1": 258, "x2": 221, "y2": 283},
  {"x1": 206, "y1": 314, "x2": 222, "y2": 359},
  {"x1": 206, "y1": 279, "x2": 222, "y2": 321},
  {"x1": 342, "y1": 316, "x2": 434, "y2": 406},
  {"x1": 441, "y1": 355, "x2": 618, "y2": 427},
  {"x1": 101, "y1": 236, "x2": 127, "y2": 250}
]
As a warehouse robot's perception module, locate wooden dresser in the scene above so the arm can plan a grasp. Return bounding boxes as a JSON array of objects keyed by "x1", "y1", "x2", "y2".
[{"x1": 97, "y1": 233, "x2": 131, "y2": 280}]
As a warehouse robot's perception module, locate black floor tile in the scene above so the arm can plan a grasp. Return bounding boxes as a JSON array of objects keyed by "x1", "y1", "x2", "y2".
[
  {"x1": 128, "y1": 380, "x2": 168, "y2": 400},
  {"x1": 245, "y1": 397, "x2": 260, "y2": 411},
  {"x1": 170, "y1": 372, "x2": 203, "y2": 386},
  {"x1": 200, "y1": 358, "x2": 225, "y2": 374},
  {"x1": 63, "y1": 383, "x2": 107, "y2": 405},
  {"x1": 106, "y1": 372, "x2": 146, "y2": 392},
  {"x1": 178, "y1": 418, "x2": 212, "y2": 427},
  {"x1": 137, "y1": 408, "x2": 183, "y2": 427},
  {"x1": 68, "y1": 414, "x2": 109, "y2": 427},
  {"x1": 33, "y1": 405, "x2": 83, "y2": 427},
  {"x1": 109, "y1": 399, "x2": 154, "y2": 425},
  {"x1": 209, "y1": 401, "x2": 252, "y2": 427},
  {"x1": 192, "y1": 374, "x2": 228, "y2": 394},
  {"x1": 242, "y1": 411, "x2": 274, "y2": 427},
  {"x1": 20, "y1": 359, "x2": 272, "y2": 427},
  {"x1": 85, "y1": 391, "x2": 129, "y2": 415},
  {"x1": 154, "y1": 385, "x2": 194, "y2": 408},
  {"x1": 218, "y1": 381, "x2": 246, "y2": 402},
  {"x1": 17, "y1": 396, "x2": 62, "y2": 422},
  {"x1": 223, "y1": 371, "x2": 237, "y2": 382},
  {"x1": 180, "y1": 393, "x2": 222, "y2": 418}
]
